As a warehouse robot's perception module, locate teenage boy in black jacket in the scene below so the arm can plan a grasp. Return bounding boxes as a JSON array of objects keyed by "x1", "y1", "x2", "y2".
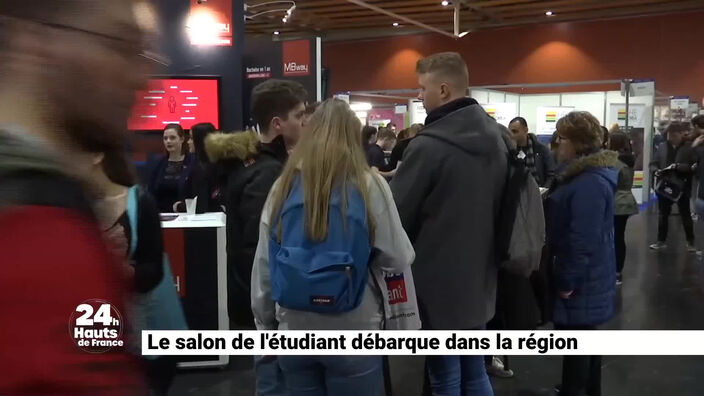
[
  {"x1": 206, "y1": 79, "x2": 307, "y2": 328},
  {"x1": 205, "y1": 79, "x2": 306, "y2": 396}
]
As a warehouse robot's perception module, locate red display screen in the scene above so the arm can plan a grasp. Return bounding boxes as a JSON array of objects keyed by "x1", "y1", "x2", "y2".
[{"x1": 128, "y1": 78, "x2": 220, "y2": 130}]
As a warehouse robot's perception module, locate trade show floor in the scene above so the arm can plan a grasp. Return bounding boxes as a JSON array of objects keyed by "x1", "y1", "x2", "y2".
[{"x1": 170, "y1": 213, "x2": 704, "y2": 396}]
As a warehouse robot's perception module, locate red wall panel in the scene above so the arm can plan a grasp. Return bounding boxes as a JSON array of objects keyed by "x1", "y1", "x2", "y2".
[{"x1": 324, "y1": 11, "x2": 704, "y2": 101}]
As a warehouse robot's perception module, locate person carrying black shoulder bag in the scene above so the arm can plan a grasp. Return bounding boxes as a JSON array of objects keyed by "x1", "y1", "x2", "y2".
[{"x1": 650, "y1": 122, "x2": 697, "y2": 252}]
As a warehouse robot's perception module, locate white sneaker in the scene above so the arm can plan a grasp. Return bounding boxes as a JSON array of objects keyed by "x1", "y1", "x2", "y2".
[
  {"x1": 687, "y1": 244, "x2": 699, "y2": 254},
  {"x1": 486, "y1": 356, "x2": 514, "y2": 378},
  {"x1": 649, "y1": 242, "x2": 667, "y2": 251}
]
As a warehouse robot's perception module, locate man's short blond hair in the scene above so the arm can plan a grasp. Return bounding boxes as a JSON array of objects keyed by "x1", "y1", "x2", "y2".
[{"x1": 416, "y1": 52, "x2": 469, "y2": 92}]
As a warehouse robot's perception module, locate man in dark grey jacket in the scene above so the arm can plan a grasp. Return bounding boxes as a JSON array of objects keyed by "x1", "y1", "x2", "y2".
[
  {"x1": 391, "y1": 52, "x2": 507, "y2": 395},
  {"x1": 508, "y1": 116, "x2": 555, "y2": 188}
]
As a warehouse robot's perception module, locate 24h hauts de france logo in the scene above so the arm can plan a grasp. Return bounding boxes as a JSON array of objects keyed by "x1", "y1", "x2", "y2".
[{"x1": 69, "y1": 299, "x2": 124, "y2": 353}]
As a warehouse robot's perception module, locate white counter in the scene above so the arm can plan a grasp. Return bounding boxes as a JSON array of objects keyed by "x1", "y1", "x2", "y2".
[
  {"x1": 159, "y1": 211, "x2": 228, "y2": 369},
  {"x1": 160, "y1": 212, "x2": 226, "y2": 229}
]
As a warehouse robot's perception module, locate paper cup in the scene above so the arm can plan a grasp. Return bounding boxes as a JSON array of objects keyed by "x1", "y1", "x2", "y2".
[{"x1": 185, "y1": 197, "x2": 197, "y2": 215}]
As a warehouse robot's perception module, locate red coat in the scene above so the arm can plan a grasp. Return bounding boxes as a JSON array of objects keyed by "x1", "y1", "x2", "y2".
[{"x1": 0, "y1": 205, "x2": 146, "y2": 395}]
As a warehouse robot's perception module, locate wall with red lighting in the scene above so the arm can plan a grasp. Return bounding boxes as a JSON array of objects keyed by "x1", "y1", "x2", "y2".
[{"x1": 324, "y1": 11, "x2": 704, "y2": 102}]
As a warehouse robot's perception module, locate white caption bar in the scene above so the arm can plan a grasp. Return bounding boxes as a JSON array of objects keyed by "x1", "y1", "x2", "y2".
[{"x1": 142, "y1": 330, "x2": 704, "y2": 356}]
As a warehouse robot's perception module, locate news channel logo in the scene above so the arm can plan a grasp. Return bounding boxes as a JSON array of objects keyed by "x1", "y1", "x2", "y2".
[{"x1": 68, "y1": 299, "x2": 124, "y2": 353}]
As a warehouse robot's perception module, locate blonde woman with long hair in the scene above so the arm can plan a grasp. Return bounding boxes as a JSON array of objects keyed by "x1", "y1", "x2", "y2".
[{"x1": 251, "y1": 99, "x2": 415, "y2": 395}]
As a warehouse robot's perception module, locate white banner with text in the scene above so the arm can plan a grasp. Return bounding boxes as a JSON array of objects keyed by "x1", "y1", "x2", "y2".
[{"x1": 142, "y1": 330, "x2": 704, "y2": 356}]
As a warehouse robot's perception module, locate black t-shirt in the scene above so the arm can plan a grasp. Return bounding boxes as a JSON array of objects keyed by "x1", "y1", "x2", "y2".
[
  {"x1": 155, "y1": 160, "x2": 183, "y2": 212},
  {"x1": 365, "y1": 144, "x2": 387, "y2": 170},
  {"x1": 388, "y1": 138, "x2": 412, "y2": 171}
]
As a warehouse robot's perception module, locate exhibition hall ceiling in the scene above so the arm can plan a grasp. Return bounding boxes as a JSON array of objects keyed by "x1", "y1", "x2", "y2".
[{"x1": 245, "y1": 0, "x2": 704, "y2": 39}]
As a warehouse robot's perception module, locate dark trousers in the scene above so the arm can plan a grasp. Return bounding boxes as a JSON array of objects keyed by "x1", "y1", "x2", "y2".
[
  {"x1": 614, "y1": 215, "x2": 629, "y2": 274},
  {"x1": 555, "y1": 324, "x2": 600, "y2": 396},
  {"x1": 657, "y1": 193, "x2": 694, "y2": 244},
  {"x1": 145, "y1": 356, "x2": 178, "y2": 396}
]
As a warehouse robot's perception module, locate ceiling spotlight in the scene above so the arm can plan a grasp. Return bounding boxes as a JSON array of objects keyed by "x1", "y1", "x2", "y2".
[
  {"x1": 441, "y1": 0, "x2": 449, "y2": 6},
  {"x1": 393, "y1": 22, "x2": 399, "y2": 27},
  {"x1": 545, "y1": 10, "x2": 554, "y2": 16},
  {"x1": 274, "y1": 31, "x2": 280, "y2": 35}
]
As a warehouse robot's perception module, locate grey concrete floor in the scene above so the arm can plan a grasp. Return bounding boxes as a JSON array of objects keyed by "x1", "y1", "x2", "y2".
[{"x1": 170, "y1": 212, "x2": 704, "y2": 395}]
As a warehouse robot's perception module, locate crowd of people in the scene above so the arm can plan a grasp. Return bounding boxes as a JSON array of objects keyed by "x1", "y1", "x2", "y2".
[{"x1": 3, "y1": 2, "x2": 704, "y2": 396}]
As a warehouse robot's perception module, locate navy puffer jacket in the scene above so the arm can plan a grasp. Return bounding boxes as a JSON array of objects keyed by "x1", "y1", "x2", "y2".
[{"x1": 547, "y1": 150, "x2": 619, "y2": 326}]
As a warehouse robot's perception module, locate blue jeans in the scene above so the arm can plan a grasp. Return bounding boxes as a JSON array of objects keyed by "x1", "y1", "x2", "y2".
[
  {"x1": 255, "y1": 355, "x2": 287, "y2": 396},
  {"x1": 278, "y1": 356, "x2": 384, "y2": 396},
  {"x1": 426, "y1": 355, "x2": 494, "y2": 396}
]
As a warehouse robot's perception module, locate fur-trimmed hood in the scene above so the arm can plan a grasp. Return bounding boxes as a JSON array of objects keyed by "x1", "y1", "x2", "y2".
[
  {"x1": 559, "y1": 150, "x2": 620, "y2": 184},
  {"x1": 205, "y1": 130, "x2": 260, "y2": 162}
]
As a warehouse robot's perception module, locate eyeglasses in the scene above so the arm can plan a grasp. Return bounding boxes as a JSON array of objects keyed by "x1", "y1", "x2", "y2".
[{"x1": 1, "y1": 15, "x2": 171, "y2": 67}]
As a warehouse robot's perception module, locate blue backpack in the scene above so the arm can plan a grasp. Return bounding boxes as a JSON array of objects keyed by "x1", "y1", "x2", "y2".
[{"x1": 270, "y1": 177, "x2": 372, "y2": 314}]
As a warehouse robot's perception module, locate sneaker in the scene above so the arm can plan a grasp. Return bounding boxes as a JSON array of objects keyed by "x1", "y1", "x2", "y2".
[
  {"x1": 616, "y1": 273, "x2": 623, "y2": 286},
  {"x1": 687, "y1": 244, "x2": 699, "y2": 254},
  {"x1": 649, "y1": 242, "x2": 667, "y2": 250},
  {"x1": 486, "y1": 356, "x2": 514, "y2": 378}
]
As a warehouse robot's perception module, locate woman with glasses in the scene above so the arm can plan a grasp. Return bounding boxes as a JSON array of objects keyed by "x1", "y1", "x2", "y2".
[{"x1": 546, "y1": 111, "x2": 618, "y2": 396}]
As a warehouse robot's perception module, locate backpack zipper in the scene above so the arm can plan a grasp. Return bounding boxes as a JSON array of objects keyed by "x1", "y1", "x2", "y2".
[{"x1": 345, "y1": 266, "x2": 353, "y2": 306}]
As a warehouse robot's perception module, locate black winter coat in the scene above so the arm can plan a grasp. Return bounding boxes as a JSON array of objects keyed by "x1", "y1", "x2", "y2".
[{"x1": 205, "y1": 131, "x2": 288, "y2": 327}]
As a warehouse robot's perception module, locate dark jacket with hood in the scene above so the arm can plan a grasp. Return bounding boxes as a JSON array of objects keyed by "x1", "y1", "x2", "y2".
[
  {"x1": 390, "y1": 98, "x2": 508, "y2": 330},
  {"x1": 546, "y1": 150, "x2": 619, "y2": 326},
  {"x1": 522, "y1": 133, "x2": 556, "y2": 188},
  {"x1": 205, "y1": 131, "x2": 288, "y2": 327},
  {"x1": 0, "y1": 128, "x2": 143, "y2": 394},
  {"x1": 614, "y1": 153, "x2": 639, "y2": 216}
]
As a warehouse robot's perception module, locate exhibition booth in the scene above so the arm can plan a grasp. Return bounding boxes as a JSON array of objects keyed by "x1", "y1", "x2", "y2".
[
  {"x1": 467, "y1": 80, "x2": 655, "y2": 204},
  {"x1": 346, "y1": 79, "x2": 657, "y2": 204},
  {"x1": 125, "y1": 0, "x2": 323, "y2": 368}
]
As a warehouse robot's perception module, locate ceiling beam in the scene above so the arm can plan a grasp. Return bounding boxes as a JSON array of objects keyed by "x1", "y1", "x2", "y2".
[
  {"x1": 460, "y1": 0, "x2": 502, "y2": 23},
  {"x1": 321, "y1": 26, "x2": 431, "y2": 42},
  {"x1": 468, "y1": 0, "x2": 704, "y2": 29},
  {"x1": 343, "y1": 0, "x2": 457, "y2": 39},
  {"x1": 308, "y1": 4, "x2": 454, "y2": 17},
  {"x1": 492, "y1": 0, "x2": 681, "y2": 17},
  {"x1": 454, "y1": 2, "x2": 461, "y2": 36}
]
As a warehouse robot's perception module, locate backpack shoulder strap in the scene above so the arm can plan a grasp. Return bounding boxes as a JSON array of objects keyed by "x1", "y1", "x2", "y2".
[
  {"x1": 494, "y1": 135, "x2": 528, "y2": 263},
  {"x1": 126, "y1": 185, "x2": 140, "y2": 257}
]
